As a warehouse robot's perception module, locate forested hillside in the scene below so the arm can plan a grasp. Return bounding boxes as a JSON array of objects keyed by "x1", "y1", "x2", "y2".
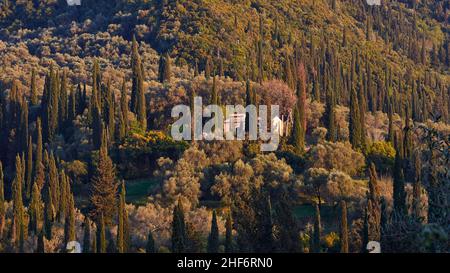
[{"x1": 0, "y1": 0, "x2": 448, "y2": 253}]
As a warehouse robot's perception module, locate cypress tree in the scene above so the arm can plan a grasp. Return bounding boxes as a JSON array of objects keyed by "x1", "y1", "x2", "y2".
[
  {"x1": 361, "y1": 204, "x2": 369, "y2": 253},
  {"x1": 68, "y1": 86, "x2": 77, "y2": 122},
  {"x1": 29, "y1": 183, "x2": 41, "y2": 234},
  {"x1": 83, "y1": 216, "x2": 91, "y2": 253},
  {"x1": 393, "y1": 134, "x2": 406, "y2": 216},
  {"x1": 357, "y1": 76, "x2": 367, "y2": 151},
  {"x1": 25, "y1": 136, "x2": 33, "y2": 200},
  {"x1": 90, "y1": 131, "x2": 118, "y2": 224},
  {"x1": 64, "y1": 194, "x2": 75, "y2": 246},
  {"x1": 36, "y1": 231, "x2": 45, "y2": 253},
  {"x1": 291, "y1": 107, "x2": 303, "y2": 153},
  {"x1": 12, "y1": 154, "x2": 25, "y2": 249},
  {"x1": 58, "y1": 170, "x2": 67, "y2": 223},
  {"x1": 171, "y1": 199, "x2": 186, "y2": 253},
  {"x1": 210, "y1": 76, "x2": 219, "y2": 105},
  {"x1": 207, "y1": 210, "x2": 219, "y2": 253},
  {"x1": 205, "y1": 56, "x2": 212, "y2": 80},
  {"x1": 158, "y1": 54, "x2": 172, "y2": 83},
  {"x1": 91, "y1": 225, "x2": 97, "y2": 253},
  {"x1": 136, "y1": 63, "x2": 147, "y2": 130},
  {"x1": 412, "y1": 154, "x2": 422, "y2": 219},
  {"x1": 387, "y1": 102, "x2": 395, "y2": 144},
  {"x1": 349, "y1": 85, "x2": 362, "y2": 150},
  {"x1": 44, "y1": 186, "x2": 54, "y2": 240},
  {"x1": 368, "y1": 164, "x2": 381, "y2": 241},
  {"x1": 146, "y1": 230, "x2": 156, "y2": 253},
  {"x1": 92, "y1": 102, "x2": 103, "y2": 150},
  {"x1": 96, "y1": 214, "x2": 106, "y2": 253},
  {"x1": 225, "y1": 211, "x2": 233, "y2": 253},
  {"x1": 339, "y1": 200, "x2": 349, "y2": 253},
  {"x1": 118, "y1": 79, "x2": 129, "y2": 141},
  {"x1": 117, "y1": 181, "x2": 125, "y2": 253},
  {"x1": 58, "y1": 70, "x2": 68, "y2": 131},
  {"x1": 312, "y1": 203, "x2": 321, "y2": 253},
  {"x1": 130, "y1": 35, "x2": 144, "y2": 116},
  {"x1": 30, "y1": 68, "x2": 38, "y2": 106},
  {"x1": 48, "y1": 153, "x2": 59, "y2": 217},
  {"x1": 323, "y1": 87, "x2": 336, "y2": 142},
  {"x1": 312, "y1": 74, "x2": 320, "y2": 102},
  {"x1": 0, "y1": 162, "x2": 4, "y2": 238}
]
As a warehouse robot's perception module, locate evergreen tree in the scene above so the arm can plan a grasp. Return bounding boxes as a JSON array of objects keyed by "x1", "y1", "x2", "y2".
[
  {"x1": 12, "y1": 154, "x2": 25, "y2": 249},
  {"x1": 25, "y1": 136, "x2": 33, "y2": 199},
  {"x1": 146, "y1": 230, "x2": 156, "y2": 253},
  {"x1": 118, "y1": 79, "x2": 129, "y2": 141},
  {"x1": 349, "y1": 85, "x2": 362, "y2": 150},
  {"x1": 393, "y1": 134, "x2": 407, "y2": 215},
  {"x1": 48, "y1": 153, "x2": 59, "y2": 218},
  {"x1": 171, "y1": 200, "x2": 187, "y2": 253},
  {"x1": 136, "y1": 63, "x2": 147, "y2": 129},
  {"x1": 323, "y1": 87, "x2": 336, "y2": 142},
  {"x1": 291, "y1": 63, "x2": 307, "y2": 152},
  {"x1": 158, "y1": 53, "x2": 172, "y2": 83},
  {"x1": 225, "y1": 211, "x2": 233, "y2": 253},
  {"x1": 207, "y1": 210, "x2": 219, "y2": 253},
  {"x1": 30, "y1": 68, "x2": 38, "y2": 106},
  {"x1": 83, "y1": 216, "x2": 91, "y2": 253},
  {"x1": 36, "y1": 231, "x2": 45, "y2": 253},
  {"x1": 117, "y1": 181, "x2": 126, "y2": 253},
  {"x1": 357, "y1": 76, "x2": 367, "y2": 151},
  {"x1": 339, "y1": 200, "x2": 349, "y2": 253},
  {"x1": 96, "y1": 214, "x2": 107, "y2": 253},
  {"x1": 0, "y1": 162, "x2": 4, "y2": 238},
  {"x1": 64, "y1": 193, "x2": 76, "y2": 246},
  {"x1": 91, "y1": 225, "x2": 97, "y2": 253},
  {"x1": 90, "y1": 131, "x2": 118, "y2": 225},
  {"x1": 291, "y1": 108, "x2": 303, "y2": 153},
  {"x1": 210, "y1": 76, "x2": 219, "y2": 105},
  {"x1": 312, "y1": 203, "x2": 321, "y2": 253},
  {"x1": 29, "y1": 183, "x2": 41, "y2": 234},
  {"x1": 205, "y1": 56, "x2": 212, "y2": 80},
  {"x1": 44, "y1": 186, "x2": 54, "y2": 240}
]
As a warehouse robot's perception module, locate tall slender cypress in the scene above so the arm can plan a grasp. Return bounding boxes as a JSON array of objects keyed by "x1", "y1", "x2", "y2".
[
  {"x1": 207, "y1": 210, "x2": 219, "y2": 253},
  {"x1": 0, "y1": 162, "x2": 4, "y2": 238},
  {"x1": 312, "y1": 203, "x2": 321, "y2": 253},
  {"x1": 171, "y1": 200, "x2": 186, "y2": 253},
  {"x1": 339, "y1": 200, "x2": 349, "y2": 253},
  {"x1": 83, "y1": 216, "x2": 91, "y2": 253},
  {"x1": 225, "y1": 211, "x2": 233, "y2": 253}
]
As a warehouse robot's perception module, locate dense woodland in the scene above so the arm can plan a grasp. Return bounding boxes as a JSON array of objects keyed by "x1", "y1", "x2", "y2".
[{"x1": 0, "y1": 0, "x2": 448, "y2": 253}]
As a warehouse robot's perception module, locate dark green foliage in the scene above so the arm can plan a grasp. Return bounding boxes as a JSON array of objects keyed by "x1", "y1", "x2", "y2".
[
  {"x1": 36, "y1": 231, "x2": 45, "y2": 253},
  {"x1": 30, "y1": 68, "x2": 38, "y2": 106},
  {"x1": 96, "y1": 214, "x2": 107, "y2": 253},
  {"x1": 393, "y1": 134, "x2": 406, "y2": 215},
  {"x1": 12, "y1": 155, "x2": 25, "y2": 249},
  {"x1": 339, "y1": 200, "x2": 348, "y2": 253},
  {"x1": 146, "y1": 230, "x2": 156, "y2": 253},
  {"x1": 64, "y1": 194, "x2": 76, "y2": 246},
  {"x1": 83, "y1": 216, "x2": 91, "y2": 253},
  {"x1": 349, "y1": 85, "x2": 362, "y2": 150},
  {"x1": 207, "y1": 210, "x2": 219, "y2": 253},
  {"x1": 158, "y1": 54, "x2": 171, "y2": 83},
  {"x1": 323, "y1": 87, "x2": 336, "y2": 142},
  {"x1": 29, "y1": 183, "x2": 41, "y2": 234},
  {"x1": 312, "y1": 203, "x2": 321, "y2": 253},
  {"x1": 225, "y1": 211, "x2": 233, "y2": 253},
  {"x1": 171, "y1": 200, "x2": 187, "y2": 253},
  {"x1": 0, "y1": 162, "x2": 4, "y2": 238}
]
